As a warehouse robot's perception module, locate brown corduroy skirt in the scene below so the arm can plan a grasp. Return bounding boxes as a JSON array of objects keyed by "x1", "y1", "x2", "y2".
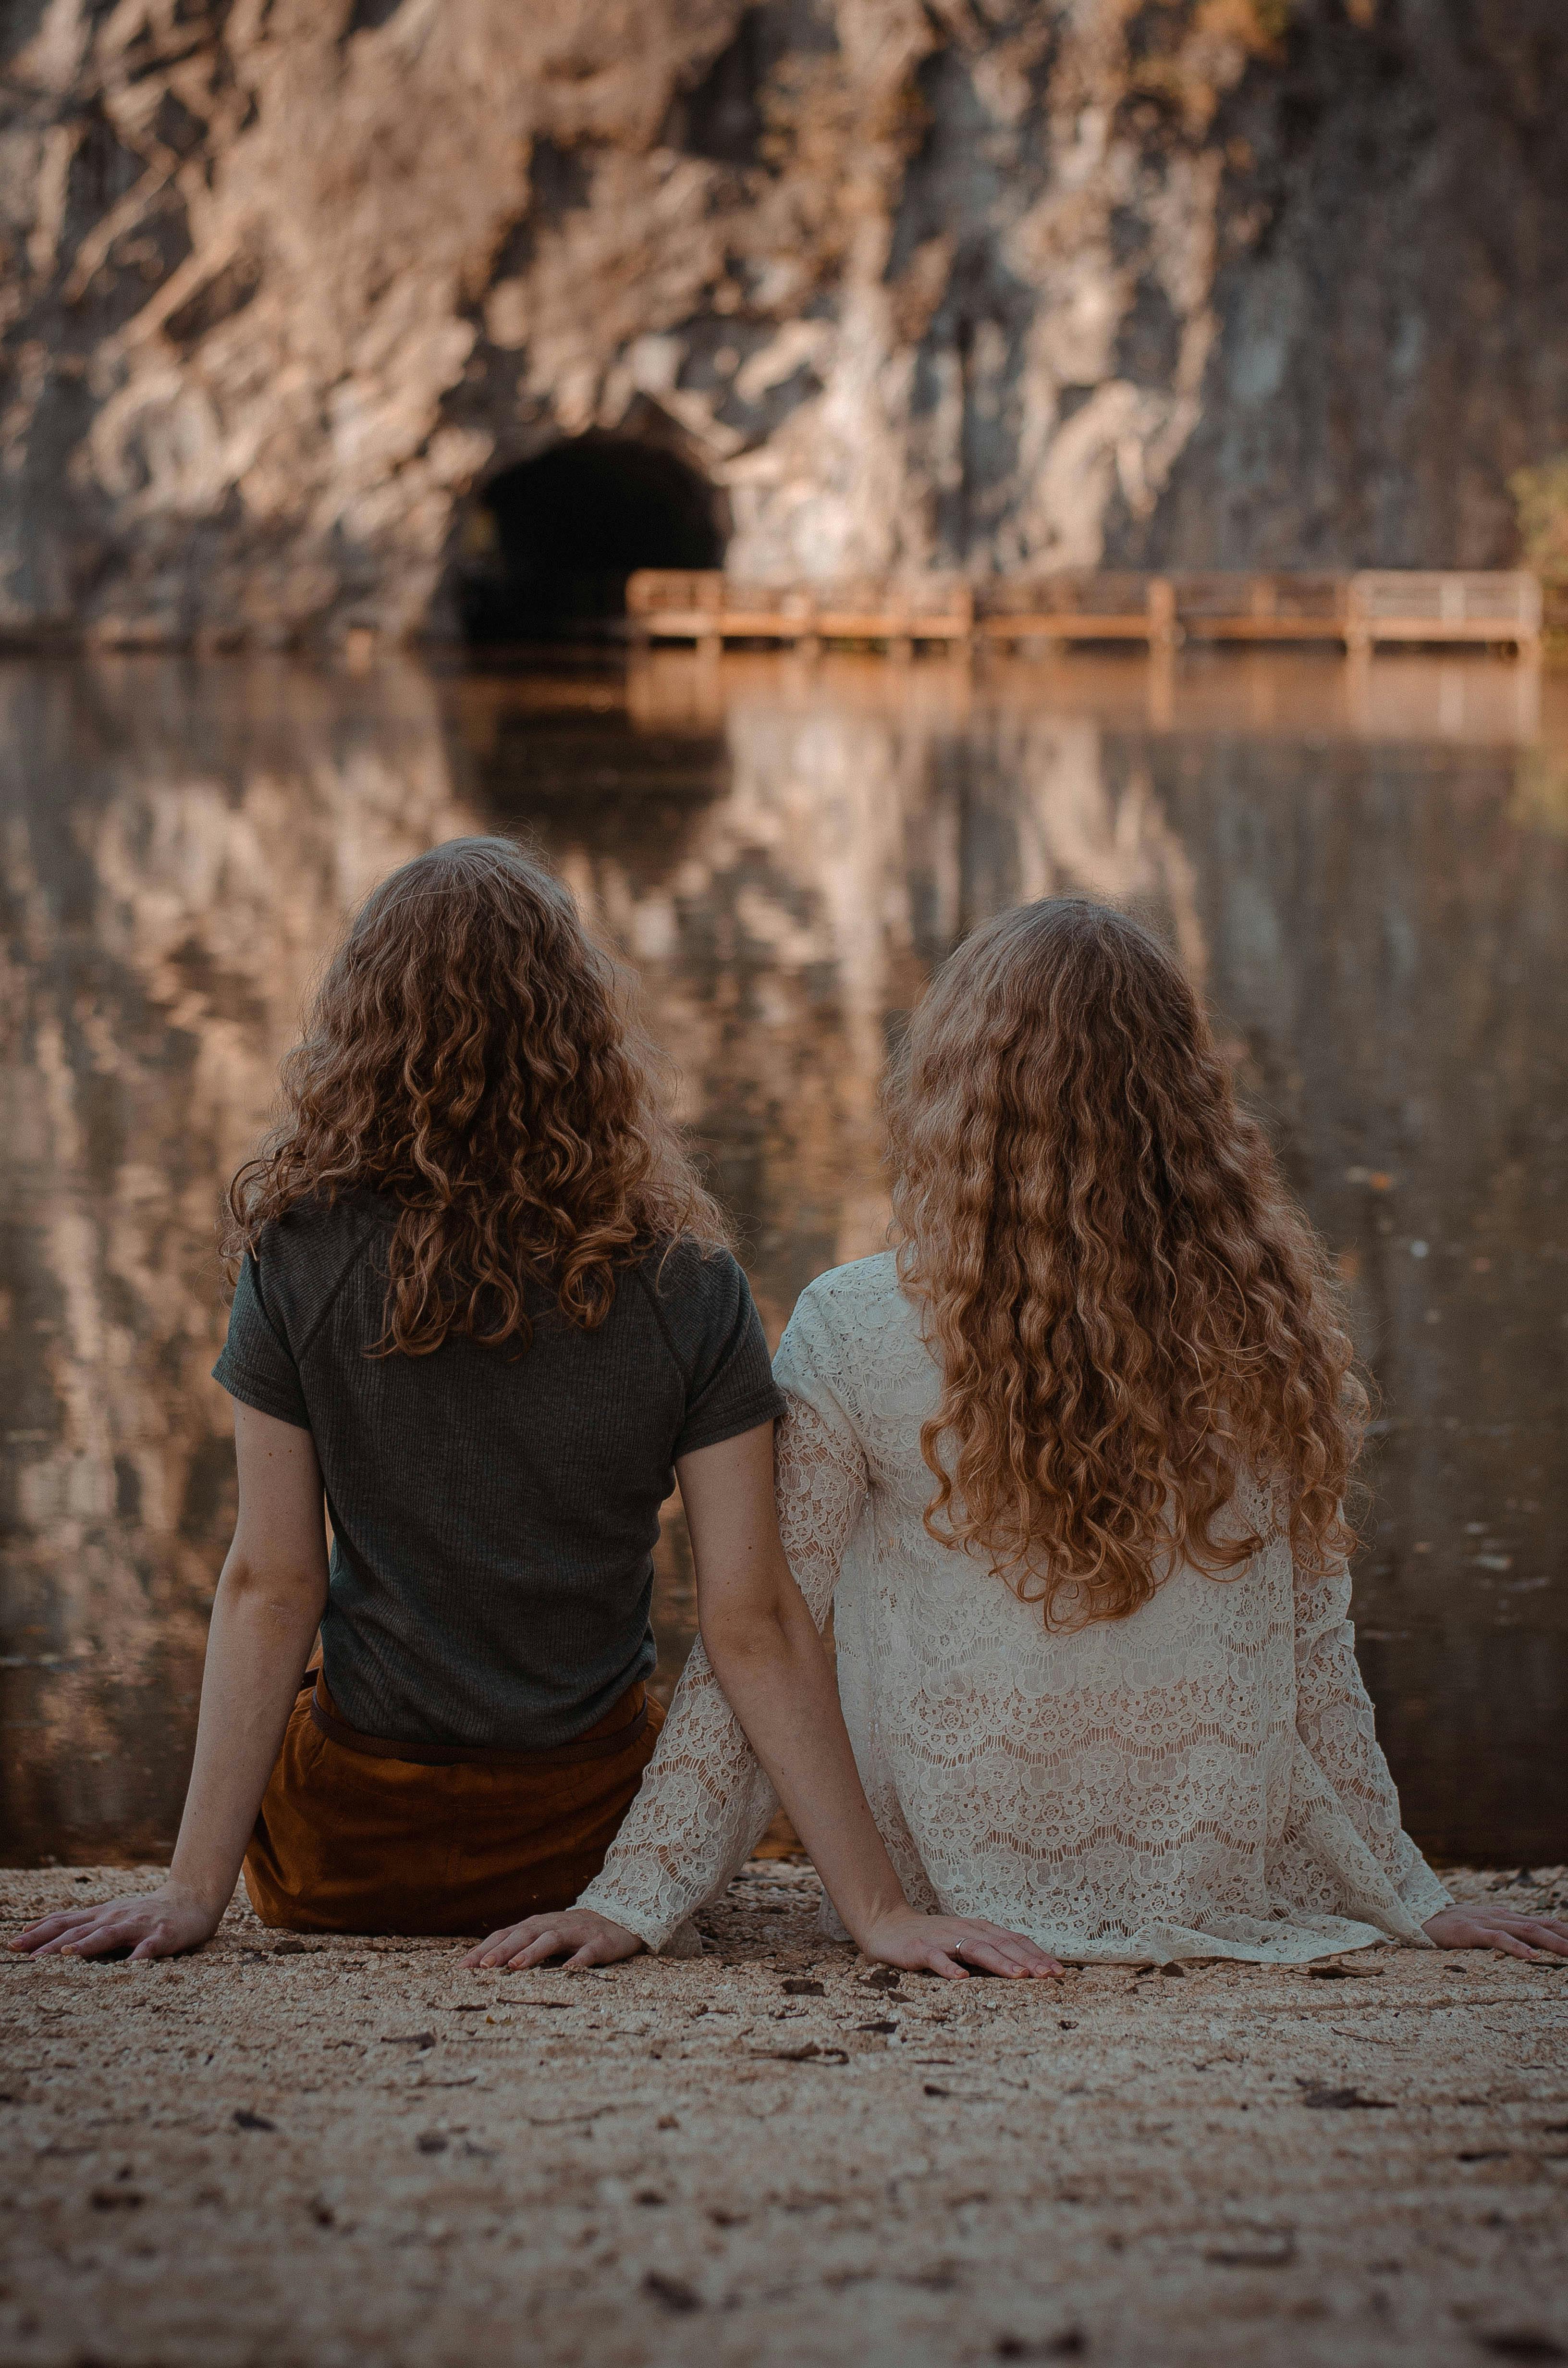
[{"x1": 243, "y1": 1675, "x2": 663, "y2": 1937}]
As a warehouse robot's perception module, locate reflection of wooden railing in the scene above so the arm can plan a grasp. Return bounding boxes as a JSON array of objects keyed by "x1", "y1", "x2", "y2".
[{"x1": 626, "y1": 569, "x2": 1542, "y2": 657}]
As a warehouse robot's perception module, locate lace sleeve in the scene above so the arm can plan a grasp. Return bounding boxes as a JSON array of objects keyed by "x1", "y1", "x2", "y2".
[
  {"x1": 1293, "y1": 1558, "x2": 1452, "y2": 1925},
  {"x1": 576, "y1": 1392, "x2": 870, "y2": 1952},
  {"x1": 773, "y1": 1390, "x2": 870, "y2": 1613}
]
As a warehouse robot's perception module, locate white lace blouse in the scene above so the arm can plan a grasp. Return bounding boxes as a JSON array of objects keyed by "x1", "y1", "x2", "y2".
[{"x1": 579, "y1": 1253, "x2": 1452, "y2": 1964}]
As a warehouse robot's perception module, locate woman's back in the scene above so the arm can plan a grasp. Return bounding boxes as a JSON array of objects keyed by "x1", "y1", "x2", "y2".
[
  {"x1": 778, "y1": 1248, "x2": 1283, "y2": 1638},
  {"x1": 217, "y1": 1196, "x2": 778, "y2": 1751},
  {"x1": 779, "y1": 1253, "x2": 1396, "y2": 1958},
  {"x1": 583, "y1": 1244, "x2": 1453, "y2": 1962}
]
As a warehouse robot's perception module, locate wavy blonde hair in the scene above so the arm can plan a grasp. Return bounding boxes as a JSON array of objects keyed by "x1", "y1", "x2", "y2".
[
  {"x1": 223, "y1": 837, "x2": 729, "y2": 1354},
  {"x1": 887, "y1": 898, "x2": 1364, "y2": 1627}
]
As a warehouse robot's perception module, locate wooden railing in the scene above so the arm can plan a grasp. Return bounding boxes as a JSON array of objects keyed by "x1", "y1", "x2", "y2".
[
  {"x1": 1343, "y1": 571, "x2": 1542, "y2": 653},
  {"x1": 625, "y1": 569, "x2": 1542, "y2": 657},
  {"x1": 626, "y1": 571, "x2": 973, "y2": 655},
  {"x1": 979, "y1": 571, "x2": 1176, "y2": 649}
]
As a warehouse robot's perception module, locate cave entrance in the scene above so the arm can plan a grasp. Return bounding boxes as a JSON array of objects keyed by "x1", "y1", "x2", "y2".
[{"x1": 461, "y1": 436, "x2": 726, "y2": 641}]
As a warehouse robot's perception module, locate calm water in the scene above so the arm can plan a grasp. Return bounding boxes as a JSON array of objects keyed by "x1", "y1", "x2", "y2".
[{"x1": 3, "y1": 647, "x2": 1565, "y2": 1865}]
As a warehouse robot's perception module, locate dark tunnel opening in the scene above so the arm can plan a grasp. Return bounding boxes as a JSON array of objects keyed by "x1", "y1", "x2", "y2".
[{"x1": 459, "y1": 436, "x2": 726, "y2": 641}]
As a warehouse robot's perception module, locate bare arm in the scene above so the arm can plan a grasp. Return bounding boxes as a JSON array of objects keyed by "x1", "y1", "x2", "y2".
[
  {"x1": 468, "y1": 1422, "x2": 1062, "y2": 1980},
  {"x1": 11, "y1": 1404, "x2": 329, "y2": 1960},
  {"x1": 679, "y1": 1422, "x2": 920, "y2": 1953},
  {"x1": 562, "y1": 1390, "x2": 874, "y2": 1953}
]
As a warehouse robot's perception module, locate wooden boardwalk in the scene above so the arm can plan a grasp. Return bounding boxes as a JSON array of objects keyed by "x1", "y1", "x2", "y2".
[
  {"x1": 626, "y1": 569, "x2": 1542, "y2": 657},
  {"x1": 626, "y1": 571, "x2": 975, "y2": 658}
]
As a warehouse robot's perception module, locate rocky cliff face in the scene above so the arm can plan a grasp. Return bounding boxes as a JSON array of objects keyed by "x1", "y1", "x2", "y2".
[{"x1": 1, "y1": 0, "x2": 1566, "y2": 643}]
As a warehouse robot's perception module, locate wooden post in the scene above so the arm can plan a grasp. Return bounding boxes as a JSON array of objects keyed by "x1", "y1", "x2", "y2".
[
  {"x1": 1146, "y1": 576, "x2": 1177, "y2": 653},
  {"x1": 795, "y1": 591, "x2": 821, "y2": 659}
]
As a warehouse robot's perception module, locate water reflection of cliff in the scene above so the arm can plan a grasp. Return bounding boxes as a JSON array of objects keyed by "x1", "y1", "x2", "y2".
[
  {"x1": 4, "y1": 651, "x2": 1564, "y2": 1862},
  {"x1": 468, "y1": 659, "x2": 1213, "y2": 1317},
  {"x1": 3, "y1": 659, "x2": 476, "y2": 1858}
]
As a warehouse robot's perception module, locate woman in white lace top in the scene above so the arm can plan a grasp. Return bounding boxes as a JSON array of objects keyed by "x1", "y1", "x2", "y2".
[
  {"x1": 579, "y1": 1256, "x2": 1448, "y2": 1963},
  {"x1": 573, "y1": 901, "x2": 1564, "y2": 1969}
]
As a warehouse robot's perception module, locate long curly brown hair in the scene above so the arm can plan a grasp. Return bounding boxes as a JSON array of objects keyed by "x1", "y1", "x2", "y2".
[
  {"x1": 887, "y1": 898, "x2": 1364, "y2": 1627},
  {"x1": 223, "y1": 837, "x2": 730, "y2": 1354}
]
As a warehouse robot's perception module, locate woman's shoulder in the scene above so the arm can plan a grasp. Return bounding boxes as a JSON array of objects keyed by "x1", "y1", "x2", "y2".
[
  {"x1": 781, "y1": 1252, "x2": 915, "y2": 1368},
  {"x1": 795, "y1": 1249, "x2": 902, "y2": 1317},
  {"x1": 634, "y1": 1233, "x2": 747, "y2": 1305},
  {"x1": 252, "y1": 1188, "x2": 389, "y2": 1264},
  {"x1": 629, "y1": 1234, "x2": 759, "y2": 1353},
  {"x1": 774, "y1": 1254, "x2": 924, "y2": 1439},
  {"x1": 244, "y1": 1190, "x2": 391, "y2": 1317}
]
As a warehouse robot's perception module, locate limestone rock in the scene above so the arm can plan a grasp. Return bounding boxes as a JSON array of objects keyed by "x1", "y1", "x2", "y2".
[{"x1": 1, "y1": 0, "x2": 1566, "y2": 639}]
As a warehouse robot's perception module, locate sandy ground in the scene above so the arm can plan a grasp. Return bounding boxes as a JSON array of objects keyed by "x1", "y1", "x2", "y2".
[{"x1": 1, "y1": 1863, "x2": 1565, "y2": 2368}]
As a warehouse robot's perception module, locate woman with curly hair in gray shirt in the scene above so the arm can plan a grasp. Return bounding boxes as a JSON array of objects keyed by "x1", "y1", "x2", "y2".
[{"x1": 13, "y1": 839, "x2": 1055, "y2": 1982}]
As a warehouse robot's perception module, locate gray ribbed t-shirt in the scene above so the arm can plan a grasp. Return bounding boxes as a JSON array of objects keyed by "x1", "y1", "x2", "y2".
[{"x1": 211, "y1": 1195, "x2": 784, "y2": 1749}]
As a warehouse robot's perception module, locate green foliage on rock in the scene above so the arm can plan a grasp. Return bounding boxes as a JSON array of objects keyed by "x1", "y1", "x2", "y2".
[{"x1": 1509, "y1": 454, "x2": 1568, "y2": 583}]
